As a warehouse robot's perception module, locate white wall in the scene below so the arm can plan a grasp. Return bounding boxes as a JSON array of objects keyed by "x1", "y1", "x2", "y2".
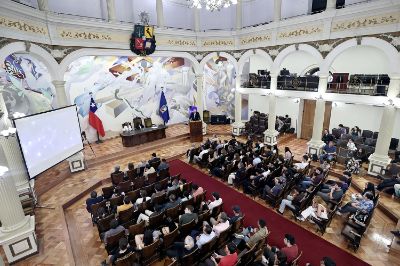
[
  {"x1": 242, "y1": 0, "x2": 273, "y2": 27},
  {"x1": 48, "y1": 0, "x2": 105, "y2": 19},
  {"x1": 280, "y1": 50, "x2": 317, "y2": 75},
  {"x1": 330, "y1": 46, "x2": 390, "y2": 74},
  {"x1": 249, "y1": 55, "x2": 272, "y2": 73},
  {"x1": 281, "y1": 0, "x2": 309, "y2": 19},
  {"x1": 200, "y1": 6, "x2": 235, "y2": 30},
  {"x1": 164, "y1": 1, "x2": 194, "y2": 30},
  {"x1": 248, "y1": 95, "x2": 301, "y2": 130},
  {"x1": 329, "y1": 103, "x2": 400, "y2": 139}
]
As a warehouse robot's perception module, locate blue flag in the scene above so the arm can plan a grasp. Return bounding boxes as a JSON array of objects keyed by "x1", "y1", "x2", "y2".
[{"x1": 159, "y1": 91, "x2": 170, "y2": 123}]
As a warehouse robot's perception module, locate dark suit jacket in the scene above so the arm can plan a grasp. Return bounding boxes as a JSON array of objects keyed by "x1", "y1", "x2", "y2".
[{"x1": 189, "y1": 111, "x2": 201, "y2": 121}]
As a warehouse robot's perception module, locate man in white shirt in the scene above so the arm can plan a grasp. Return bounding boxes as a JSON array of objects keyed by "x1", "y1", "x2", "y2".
[
  {"x1": 194, "y1": 147, "x2": 209, "y2": 163},
  {"x1": 294, "y1": 155, "x2": 309, "y2": 170},
  {"x1": 144, "y1": 166, "x2": 155, "y2": 177},
  {"x1": 208, "y1": 212, "x2": 230, "y2": 237},
  {"x1": 207, "y1": 192, "x2": 223, "y2": 210},
  {"x1": 196, "y1": 225, "x2": 216, "y2": 248}
]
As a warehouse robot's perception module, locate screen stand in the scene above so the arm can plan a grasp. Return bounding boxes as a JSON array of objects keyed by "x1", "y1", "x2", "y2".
[{"x1": 28, "y1": 181, "x2": 55, "y2": 210}]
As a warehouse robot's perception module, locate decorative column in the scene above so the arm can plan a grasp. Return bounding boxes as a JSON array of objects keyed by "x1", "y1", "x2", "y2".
[
  {"x1": 196, "y1": 74, "x2": 206, "y2": 135},
  {"x1": 264, "y1": 75, "x2": 279, "y2": 145},
  {"x1": 106, "y1": 0, "x2": 117, "y2": 22},
  {"x1": 326, "y1": 0, "x2": 336, "y2": 10},
  {"x1": 37, "y1": 0, "x2": 49, "y2": 11},
  {"x1": 156, "y1": 0, "x2": 164, "y2": 28},
  {"x1": 0, "y1": 134, "x2": 31, "y2": 194},
  {"x1": 52, "y1": 80, "x2": 68, "y2": 108},
  {"x1": 307, "y1": 75, "x2": 328, "y2": 156},
  {"x1": 368, "y1": 76, "x2": 400, "y2": 175},
  {"x1": 236, "y1": 0, "x2": 242, "y2": 30},
  {"x1": 194, "y1": 8, "x2": 200, "y2": 32},
  {"x1": 231, "y1": 90, "x2": 244, "y2": 136},
  {"x1": 0, "y1": 92, "x2": 11, "y2": 128},
  {"x1": 0, "y1": 167, "x2": 37, "y2": 264},
  {"x1": 274, "y1": 0, "x2": 282, "y2": 22}
]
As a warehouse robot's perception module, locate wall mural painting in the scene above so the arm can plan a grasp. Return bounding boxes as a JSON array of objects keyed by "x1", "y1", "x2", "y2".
[
  {"x1": 203, "y1": 56, "x2": 236, "y2": 118},
  {"x1": 0, "y1": 54, "x2": 56, "y2": 115},
  {"x1": 65, "y1": 56, "x2": 196, "y2": 139}
]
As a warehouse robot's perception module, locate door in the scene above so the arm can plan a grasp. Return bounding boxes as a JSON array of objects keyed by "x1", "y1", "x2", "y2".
[{"x1": 301, "y1": 100, "x2": 332, "y2": 140}]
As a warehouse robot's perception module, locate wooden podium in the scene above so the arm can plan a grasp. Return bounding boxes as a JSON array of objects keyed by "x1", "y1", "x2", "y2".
[{"x1": 189, "y1": 121, "x2": 203, "y2": 142}]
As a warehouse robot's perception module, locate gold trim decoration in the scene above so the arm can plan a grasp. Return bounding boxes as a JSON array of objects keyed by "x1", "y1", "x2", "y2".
[
  {"x1": 57, "y1": 28, "x2": 128, "y2": 42},
  {"x1": 202, "y1": 39, "x2": 234, "y2": 47},
  {"x1": 240, "y1": 34, "x2": 271, "y2": 45},
  {"x1": 0, "y1": 17, "x2": 47, "y2": 35},
  {"x1": 158, "y1": 38, "x2": 197, "y2": 47},
  {"x1": 332, "y1": 13, "x2": 400, "y2": 32},
  {"x1": 278, "y1": 25, "x2": 323, "y2": 39}
]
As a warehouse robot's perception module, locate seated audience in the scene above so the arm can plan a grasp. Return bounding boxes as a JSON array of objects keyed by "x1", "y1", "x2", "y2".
[
  {"x1": 196, "y1": 224, "x2": 216, "y2": 248},
  {"x1": 167, "y1": 178, "x2": 179, "y2": 192},
  {"x1": 135, "y1": 190, "x2": 150, "y2": 205},
  {"x1": 338, "y1": 124, "x2": 347, "y2": 135},
  {"x1": 137, "y1": 204, "x2": 163, "y2": 224},
  {"x1": 207, "y1": 243, "x2": 238, "y2": 266},
  {"x1": 86, "y1": 191, "x2": 104, "y2": 213},
  {"x1": 277, "y1": 189, "x2": 306, "y2": 214},
  {"x1": 135, "y1": 228, "x2": 162, "y2": 250},
  {"x1": 284, "y1": 147, "x2": 292, "y2": 161},
  {"x1": 179, "y1": 205, "x2": 198, "y2": 225},
  {"x1": 294, "y1": 155, "x2": 309, "y2": 170},
  {"x1": 107, "y1": 237, "x2": 134, "y2": 265},
  {"x1": 229, "y1": 205, "x2": 243, "y2": 224},
  {"x1": 117, "y1": 196, "x2": 133, "y2": 214},
  {"x1": 297, "y1": 196, "x2": 328, "y2": 222},
  {"x1": 103, "y1": 219, "x2": 126, "y2": 244},
  {"x1": 148, "y1": 152, "x2": 160, "y2": 165},
  {"x1": 298, "y1": 167, "x2": 324, "y2": 190},
  {"x1": 192, "y1": 183, "x2": 204, "y2": 198},
  {"x1": 235, "y1": 219, "x2": 268, "y2": 248},
  {"x1": 347, "y1": 139, "x2": 357, "y2": 152},
  {"x1": 262, "y1": 177, "x2": 284, "y2": 199},
  {"x1": 322, "y1": 129, "x2": 334, "y2": 144},
  {"x1": 144, "y1": 165, "x2": 156, "y2": 177},
  {"x1": 194, "y1": 147, "x2": 209, "y2": 163},
  {"x1": 166, "y1": 235, "x2": 196, "y2": 259},
  {"x1": 351, "y1": 126, "x2": 361, "y2": 138},
  {"x1": 337, "y1": 192, "x2": 374, "y2": 215},
  {"x1": 163, "y1": 194, "x2": 180, "y2": 211},
  {"x1": 207, "y1": 212, "x2": 230, "y2": 236},
  {"x1": 377, "y1": 172, "x2": 400, "y2": 195},
  {"x1": 281, "y1": 234, "x2": 299, "y2": 263},
  {"x1": 316, "y1": 183, "x2": 344, "y2": 203},
  {"x1": 151, "y1": 184, "x2": 165, "y2": 201},
  {"x1": 112, "y1": 165, "x2": 122, "y2": 174},
  {"x1": 207, "y1": 192, "x2": 223, "y2": 210},
  {"x1": 319, "y1": 141, "x2": 337, "y2": 164},
  {"x1": 157, "y1": 159, "x2": 169, "y2": 172}
]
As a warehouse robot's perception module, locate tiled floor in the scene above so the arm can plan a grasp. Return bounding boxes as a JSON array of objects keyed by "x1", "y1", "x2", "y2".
[{"x1": 3, "y1": 124, "x2": 399, "y2": 266}]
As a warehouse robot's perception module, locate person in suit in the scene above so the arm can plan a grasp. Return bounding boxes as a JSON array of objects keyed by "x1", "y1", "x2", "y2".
[
  {"x1": 86, "y1": 191, "x2": 104, "y2": 213},
  {"x1": 189, "y1": 110, "x2": 201, "y2": 121}
]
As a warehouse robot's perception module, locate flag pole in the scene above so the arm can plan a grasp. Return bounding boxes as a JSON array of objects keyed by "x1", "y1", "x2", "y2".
[{"x1": 96, "y1": 131, "x2": 103, "y2": 144}]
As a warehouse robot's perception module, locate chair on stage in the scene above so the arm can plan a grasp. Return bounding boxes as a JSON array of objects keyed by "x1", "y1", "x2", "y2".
[{"x1": 144, "y1": 118, "x2": 153, "y2": 128}]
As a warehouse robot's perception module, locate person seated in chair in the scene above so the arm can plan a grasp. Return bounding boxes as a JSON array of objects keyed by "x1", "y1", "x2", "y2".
[
  {"x1": 294, "y1": 155, "x2": 309, "y2": 171},
  {"x1": 196, "y1": 224, "x2": 216, "y2": 249},
  {"x1": 103, "y1": 219, "x2": 126, "y2": 244},
  {"x1": 347, "y1": 139, "x2": 357, "y2": 154},
  {"x1": 262, "y1": 178, "x2": 284, "y2": 199},
  {"x1": 117, "y1": 196, "x2": 133, "y2": 214},
  {"x1": 206, "y1": 192, "x2": 223, "y2": 210},
  {"x1": 338, "y1": 124, "x2": 347, "y2": 135},
  {"x1": 336, "y1": 192, "x2": 374, "y2": 216},
  {"x1": 297, "y1": 196, "x2": 328, "y2": 222},
  {"x1": 144, "y1": 165, "x2": 155, "y2": 178},
  {"x1": 135, "y1": 228, "x2": 162, "y2": 250},
  {"x1": 151, "y1": 184, "x2": 166, "y2": 201},
  {"x1": 319, "y1": 141, "x2": 337, "y2": 164},
  {"x1": 157, "y1": 158, "x2": 169, "y2": 172},
  {"x1": 167, "y1": 178, "x2": 179, "y2": 193},
  {"x1": 206, "y1": 212, "x2": 230, "y2": 237},
  {"x1": 277, "y1": 189, "x2": 305, "y2": 214},
  {"x1": 298, "y1": 167, "x2": 324, "y2": 191},
  {"x1": 280, "y1": 234, "x2": 299, "y2": 264},
  {"x1": 229, "y1": 205, "x2": 243, "y2": 224},
  {"x1": 192, "y1": 183, "x2": 204, "y2": 198},
  {"x1": 377, "y1": 172, "x2": 400, "y2": 194},
  {"x1": 137, "y1": 204, "x2": 163, "y2": 224},
  {"x1": 234, "y1": 218, "x2": 268, "y2": 248},
  {"x1": 86, "y1": 191, "x2": 104, "y2": 213},
  {"x1": 106, "y1": 237, "x2": 134, "y2": 265},
  {"x1": 166, "y1": 235, "x2": 197, "y2": 259},
  {"x1": 163, "y1": 194, "x2": 180, "y2": 211},
  {"x1": 316, "y1": 183, "x2": 344, "y2": 203},
  {"x1": 207, "y1": 243, "x2": 238, "y2": 266},
  {"x1": 179, "y1": 205, "x2": 198, "y2": 225},
  {"x1": 112, "y1": 165, "x2": 122, "y2": 174},
  {"x1": 148, "y1": 153, "x2": 160, "y2": 165},
  {"x1": 135, "y1": 190, "x2": 151, "y2": 205},
  {"x1": 322, "y1": 129, "x2": 334, "y2": 144},
  {"x1": 194, "y1": 146, "x2": 209, "y2": 163}
]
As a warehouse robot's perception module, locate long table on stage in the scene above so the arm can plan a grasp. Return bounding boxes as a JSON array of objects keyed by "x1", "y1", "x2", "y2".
[{"x1": 120, "y1": 126, "x2": 166, "y2": 147}]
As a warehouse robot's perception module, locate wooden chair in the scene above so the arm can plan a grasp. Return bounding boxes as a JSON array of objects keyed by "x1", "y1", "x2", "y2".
[
  {"x1": 180, "y1": 197, "x2": 195, "y2": 212},
  {"x1": 118, "y1": 207, "x2": 134, "y2": 224},
  {"x1": 179, "y1": 219, "x2": 196, "y2": 238},
  {"x1": 198, "y1": 236, "x2": 218, "y2": 261},
  {"x1": 114, "y1": 252, "x2": 137, "y2": 266},
  {"x1": 148, "y1": 211, "x2": 165, "y2": 229},
  {"x1": 181, "y1": 182, "x2": 192, "y2": 193},
  {"x1": 111, "y1": 172, "x2": 125, "y2": 186},
  {"x1": 197, "y1": 210, "x2": 211, "y2": 226},
  {"x1": 158, "y1": 168, "x2": 170, "y2": 180},
  {"x1": 97, "y1": 214, "x2": 115, "y2": 235},
  {"x1": 162, "y1": 227, "x2": 179, "y2": 250},
  {"x1": 118, "y1": 181, "x2": 133, "y2": 194},
  {"x1": 90, "y1": 200, "x2": 106, "y2": 217},
  {"x1": 125, "y1": 189, "x2": 140, "y2": 203},
  {"x1": 210, "y1": 203, "x2": 223, "y2": 218},
  {"x1": 232, "y1": 215, "x2": 245, "y2": 233},
  {"x1": 105, "y1": 230, "x2": 126, "y2": 254},
  {"x1": 290, "y1": 250, "x2": 303, "y2": 266},
  {"x1": 158, "y1": 177, "x2": 169, "y2": 190},
  {"x1": 133, "y1": 176, "x2": 145, "y2": 189},
  {"x1": 102, "y1": 186, "x2": 114, "y2": 199},
  {"x1": 143, "y1": 184, "x2": 155, "y2": 196},
  {"x1": 110, "y1": 195, "x2": 124, "y2": 208},
  {"x1": 216, "y1": 225, "x2": 232, "y2": 248},
  {"x1": 181, "y1": 248, "x2": 199, "y2": 265},
  {"x1": 140, "y1": 239, "x2": 161, "y2": 265},
  {"x1": 166, "y1": 204, "x2": 181, "y2": 221},
  {"x1": 237, "y1": 244, "x2": 256, "y2": 265},
  {"x1": 147, "y1": 172, "x2": 158, "y2": 184},
  {"x1": 152, "y1": 193, "x2": 167, "y2": 206},
  {"x1": 126, "y1": 169, "x2": 136, "y2": 179}
]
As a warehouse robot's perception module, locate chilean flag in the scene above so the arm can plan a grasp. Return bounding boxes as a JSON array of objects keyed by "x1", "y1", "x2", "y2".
[{"x1": 89, "y1": 97, "x2": 105, "y2": 137}]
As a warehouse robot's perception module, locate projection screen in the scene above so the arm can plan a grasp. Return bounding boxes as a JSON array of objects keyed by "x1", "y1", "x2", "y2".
[{"x1": 14, "y1": 105, "x2": 83, "y2": 179}]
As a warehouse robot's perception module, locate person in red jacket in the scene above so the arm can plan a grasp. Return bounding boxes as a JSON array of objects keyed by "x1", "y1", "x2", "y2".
[
  {"x1": 281, "y1": 234, "x2": 299, "y2": 263},
  {"x1": 208, "y1": 242, "x2": 238, "y2": 266}
]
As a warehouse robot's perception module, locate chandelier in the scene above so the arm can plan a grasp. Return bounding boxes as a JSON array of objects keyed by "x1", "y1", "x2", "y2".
[{"x1": 187, "y1": 0, "x2": 238, "y2": 12}]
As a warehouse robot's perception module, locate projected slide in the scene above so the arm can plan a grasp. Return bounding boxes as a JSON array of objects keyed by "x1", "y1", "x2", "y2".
[{"x1": 14, "y1": 105, "x2": 83, "y2": 179}]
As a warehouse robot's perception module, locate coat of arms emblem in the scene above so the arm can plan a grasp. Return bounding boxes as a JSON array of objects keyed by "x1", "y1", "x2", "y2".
[{"x1": 130, "y1": 12, "x2": 156, "y2": 56}]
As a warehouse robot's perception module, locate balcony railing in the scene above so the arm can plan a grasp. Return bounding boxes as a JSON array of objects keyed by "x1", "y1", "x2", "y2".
[
  {"x1": 277, "y1": 76, "x2": 319, "y2": 92},
  {"x1": 326, "y1": 83, "x2": 388, "y2": 96}
]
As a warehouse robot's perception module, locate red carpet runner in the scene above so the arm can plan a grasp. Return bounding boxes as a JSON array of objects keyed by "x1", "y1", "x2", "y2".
[{"x1": 169, "y1": 159, "x2": 369, "y2": 266}]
